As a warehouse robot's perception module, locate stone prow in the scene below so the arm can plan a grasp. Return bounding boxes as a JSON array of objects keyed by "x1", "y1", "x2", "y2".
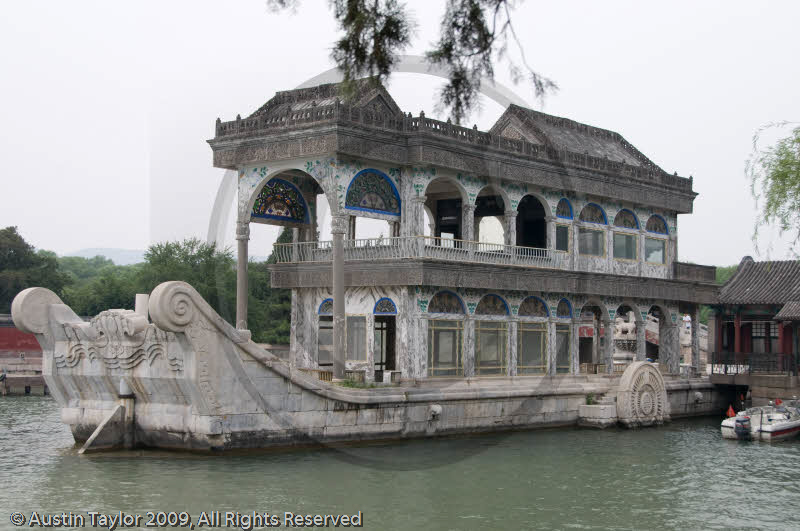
[{"x1": 11, "y1": 287, "x2": 67, "y2": 335}]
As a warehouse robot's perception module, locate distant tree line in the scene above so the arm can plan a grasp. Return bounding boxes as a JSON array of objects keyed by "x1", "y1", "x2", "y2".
[{"x1": 0, "y1": 226, "x2": 291, "y2": 345}]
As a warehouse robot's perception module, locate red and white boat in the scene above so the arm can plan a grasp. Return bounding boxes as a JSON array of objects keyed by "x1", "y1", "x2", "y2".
[{"x1": 721, "y1": 401, "x2": 800, "y2": 442}]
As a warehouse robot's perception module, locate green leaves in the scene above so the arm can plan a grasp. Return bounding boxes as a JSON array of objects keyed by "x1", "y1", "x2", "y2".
[{"x1": 748, "y1": 123, "x2": 800, "y2": 254}]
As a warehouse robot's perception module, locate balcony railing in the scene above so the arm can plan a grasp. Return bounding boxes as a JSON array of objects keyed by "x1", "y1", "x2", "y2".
[
  {"x1": 710, "y1": 352, "x2": 797, "y2": 376},
  {"x1": 272, "y1": 236, "x2": 566, "y2": 270}
]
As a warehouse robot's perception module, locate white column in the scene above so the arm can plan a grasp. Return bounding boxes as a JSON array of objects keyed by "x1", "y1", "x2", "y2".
[
  {"x1": 235, "y1": 221, "x2": 250, "y2": 330},
  {"x1": 508, "y1": 320, "x2": 518, "y2": 376},
  {"x1": 571, "y1": 320, "x2": 580, "y2": 374},
  {"x1": 463, "y1": 317, "x2": 475, "y2": 377},
  {"x1": 547, "y1": 319, "x2": 557, "y2": 376},
  {"x1": 505, "y1": 210, "x2": 518, "y2": 247},
  {"x1": 462, "y1": 204, "x2": 475, "y2": 242},
  {"x1": 545, "y1": 215, "x2": 556, "y2": 250},
  {"x1": 636, "y1": 320, "x2": 647, "y2": 362},
  {"x1": 331, "y1": 214, "x2": 348, "y2": 379},
  {"x1": 602, "y1": 318, "x2": 614, "y2": 373}
]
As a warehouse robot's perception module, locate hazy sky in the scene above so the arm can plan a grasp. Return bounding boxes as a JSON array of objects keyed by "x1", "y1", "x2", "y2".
[{"x1": 1, "y1": 0, "x2": 798, "y2": 266}]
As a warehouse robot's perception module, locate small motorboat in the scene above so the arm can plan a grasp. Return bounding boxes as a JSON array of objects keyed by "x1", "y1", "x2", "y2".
[{"x1": 722, "y1": 400, "x2": 800, "y2": 442}]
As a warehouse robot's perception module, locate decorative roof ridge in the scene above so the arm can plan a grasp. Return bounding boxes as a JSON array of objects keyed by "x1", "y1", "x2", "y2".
[
  {"x1": 496, "y1": 105, "x2": 665, "y2": 174},
  {"x1": 248, "y1": 79, "x2": 402, "y2": 119}
]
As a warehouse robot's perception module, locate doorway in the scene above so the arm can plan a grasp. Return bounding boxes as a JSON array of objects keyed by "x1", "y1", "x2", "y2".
[{"x1": 374, "y1": 316, "x2": 396, "y2": 381}]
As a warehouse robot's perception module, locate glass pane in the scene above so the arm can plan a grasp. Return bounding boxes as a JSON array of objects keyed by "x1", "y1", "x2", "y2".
[
  {"x1": 318, "y1": 316, "x2": 333, "y2": 366},
  {"x1": 645, "y1": 238, "x2": 665, "y2": 263},
  {"x1": 437, "y1": 331, "x2": 455, "y2": 364},
  {"x1": 614, "y1": 233, "x2": 636, "y2": 260},
  {"x1": 556, "y1": 326, "x2": 570, "y2": 373},
  {"x1": 556, "y1": 225, "x2": 569, "y2": 251},
  {"x1": 519, "y1": 328, "x2": 546, "y2": 373},
  {"x1": 579, "y1": 229, "x2": 603, "y2": 256},
  {"x1": 346, "y1": 316, "x2": 366, "y2": 360}
]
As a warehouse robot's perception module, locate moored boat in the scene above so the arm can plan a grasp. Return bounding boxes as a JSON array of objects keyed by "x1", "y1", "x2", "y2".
[{"x1": 721, "y1": 401, "x2": 800, "y2": 442}]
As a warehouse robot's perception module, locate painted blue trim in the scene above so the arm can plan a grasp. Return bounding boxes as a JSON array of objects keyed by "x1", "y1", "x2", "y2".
[
  {"x1": 557, "y1": 298, "x2": 573, "y2": 318},
  {"x1": 556, "y1": 198, "x2": 573, "y2": 219},
  {"x1": 579, "y1": 202, "x2": 607, "y2": 225},
  {"x1": 344, "y1": 168, "x2": 402, "y2": 217},
  {"x1": 428, "y1": 290, "x2": 466, "y2": 314},
  {"x1": 520, "y1": 296, "x2": 550, "y2": 317},
  {"x1": 251, "y1": 177, "x2": 310, "y2": 224},
  {"x1": 478, "y1": 294, "x2": 510, "y2": 315},
  {"x1": 646, "y1": 214, "x2": 669, "y2": 235},
  {"x1": 373, "y1": 297, "x2": 398, "y2": 315},
  {"x1": 318, "y1": 298, "x2": 333, "y2": 315},
  {"x1": 613, "y1": 208, "x2": 640, "y2": 229}
]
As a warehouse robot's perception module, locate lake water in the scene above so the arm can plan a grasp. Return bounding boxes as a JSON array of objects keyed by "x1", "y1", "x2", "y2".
[{"x1": 2, "y1": 396, "x2": 800, "y2": 530}]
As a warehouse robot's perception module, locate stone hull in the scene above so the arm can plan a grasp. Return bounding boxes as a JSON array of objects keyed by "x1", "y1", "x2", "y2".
[{"x1": 13, "y1": 283, "x2": 725, "y2": 452}]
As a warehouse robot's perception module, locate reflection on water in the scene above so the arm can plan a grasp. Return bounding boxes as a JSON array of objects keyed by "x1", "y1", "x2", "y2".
[{"x1": 2, "y1": 396, "x2": 800, "y2": 530}]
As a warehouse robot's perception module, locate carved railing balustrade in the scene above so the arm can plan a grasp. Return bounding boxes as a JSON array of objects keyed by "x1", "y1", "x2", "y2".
[{"x1": 272, "y1": 236, "x2": 566, "y2": 270}]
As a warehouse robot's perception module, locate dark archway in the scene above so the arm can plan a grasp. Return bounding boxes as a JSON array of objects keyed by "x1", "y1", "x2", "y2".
[{"x1": 516, "y1": 195, "x2": 547, "y2": 249}]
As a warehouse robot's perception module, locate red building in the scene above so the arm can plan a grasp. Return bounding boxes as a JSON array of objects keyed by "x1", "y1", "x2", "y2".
[{"x1": 0, "y1": 314, "x2": 45, "y2": 394}]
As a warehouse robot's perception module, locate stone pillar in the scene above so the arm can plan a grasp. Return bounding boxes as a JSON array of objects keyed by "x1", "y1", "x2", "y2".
[
  {"x1": 412, "y1": 195, "x2": 427, "y2": 253},
  {"x1": 235, "y1": 221, "x2": 250, "y2": 330},
  {"x1": 463, "y1": 317, "x2": 475, "y2": 377},
  {"x1": 571, "y1": 320, "x2": 580, "y2": 375},
  {"x1": 602, "y1": 318, "x2": 614, "y2": 373},
  {"x1": 662, "y1": 322, "x2": 680, "y2": 374},
  {"x1": 635, "y1": 320, "x2": 647, "y2": 362},
  {"x1": 734, "y1": 311, "x2": 742, "y2": 353},
  {"x1": 462, "y1": 204, "x2": 475, "y2": 242},
  {"x1": 331, "y1": 214, "x2": 348, "y2": 379},
  {"x1": 547, "y1": 319, "x2": 557, "y2": 376},
  {"x1": 508, "y1": 320, "x2": 518, "y2": 376},
  {"x1": 504, "y1": 210, "x2": 517, "y2": 247},
  {"x1": 545, "y1": 215, "x2": 556, "y2": 250},
  {"x1": 291, "y1": 227, "x2": 300, "y2": 262},
  {"x1": 691, "y1": 306, "x2": 700, "y2": 374},
  {"x1": 347, "y1": 215, "x2": 356, "y2": 240}
]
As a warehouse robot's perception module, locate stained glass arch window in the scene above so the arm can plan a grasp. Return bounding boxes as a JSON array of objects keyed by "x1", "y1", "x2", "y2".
[
  {"x1": 578, "y1": 203, "x2": 607, "y2": 224},
  {"x1": 645, "y1": 215, "x2": 668, "y2": 234},
  {"x1": 345, "y1": 169, "x2": 401, "y2": 216},
  {"x1": 318, "y1": 299, "x2": 333, "y2": 315},
  {"x1": 251, "y1": 178, "x2": 309, "y2": 224},
  {"x1": 556, "y1": 298, "x2": 573, "y2": 318},
  {"x1": 475, "y1": 294, "x2": 509, "y2": 316},
  {"x1": 613, "y1": 209, "x2": 639, "y2": 229},
  {"x1": 518, "y1": 297, "x2": 549, "y2": 318},
  {"x1": 427, "y1": 291, "x2": 465, "y2": 314},
  {"x1": 373, "y1": 298, "x2": 397, "y2": 315},
  {"x1": 556, "y1": 198, "x2": 573, "y2": 219}
]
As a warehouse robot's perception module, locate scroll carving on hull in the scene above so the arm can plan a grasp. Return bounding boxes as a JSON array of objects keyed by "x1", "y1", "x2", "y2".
[
  {"x1": 58, "y1": 310, "x2": 183, "y2": 372},
  {"x1": 617, "y1": 361, "x2": 670, "y2": 427}
]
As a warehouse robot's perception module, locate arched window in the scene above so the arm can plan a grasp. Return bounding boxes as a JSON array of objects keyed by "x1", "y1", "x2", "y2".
[
  {"x1": 556, "y1": 298, "x2": 572, "y2": 318},
  {"x1": 251, "y1": 178, "x2": 309, "y2": 224},
  {"x1": 318, "y1": 299, "x2": 333, "y2": 315},
  {"x1": 518, "y1": 297, "x2": 549, "y2": 318},
  {"x1": 579, "y1": 203, "x2": 607, "y2": 224},
  {"x1": 474, "y1": 294, "x2": 509, "y2": 315},
  {"x1": 646, "y1": 215, "x2": 668, "y2": 234},
  {"x1": 373, "y1": 298, "x2": 397, "y2": 315},
  {"x1": 613, "y1": 209, "x2": 639, "y2": 229},
  {"x1": 556, "y1": 198, "x2": 573, "y2": 219},
  {"x1": 345, "y1": 169, "x2": 401, "y2": 216},
  {"x1": 427, "y1": 291, "x2": 465, "y2": 314}
]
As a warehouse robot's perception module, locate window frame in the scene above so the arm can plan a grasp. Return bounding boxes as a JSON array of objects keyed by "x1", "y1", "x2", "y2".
[
  {"x1": 517, "y1": 321, "x2": 548, "y2": 374},
  {"x1": 474, "y1": 319, "x2": 508, "y2": 376},
  {"x1": 644, "y1": 237, "x2": 667, "y2": 265},
  {"x1": 613, "y1": 231, "x2": 638, "y2": 261},
  {"x1": 345, "y1": 314, "x2": 368, "y2": 361},
  {"x1": 555, "y1": 323, "x2": 572, "y2": 374},
  {"x1": 317, "y1": 315, "x2": 334, "y2": 367},
  {"x1": 578, "y1": 227, "x2": 605, "y2": 257},
  {"x1": 555, "y1": 223, "x2": 571, "y2": 253},
  {"x1": 427, "y1": 318, "x2": 464, "y2": 377}
]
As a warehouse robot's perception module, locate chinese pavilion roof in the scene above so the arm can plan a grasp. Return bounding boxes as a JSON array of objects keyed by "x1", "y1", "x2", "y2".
[
  {"x1": 489, "y1": 105, "x2": 663, "y2": 172},
  {"x1": 248, "y1": 79, "x2": 403, "y2": 121},
  {"x1": 775, "y1": 301, "x2": 800, "y2": 321},
  {"x1": 718, "y1": 256, "x2": 800, "y2": 305}
]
